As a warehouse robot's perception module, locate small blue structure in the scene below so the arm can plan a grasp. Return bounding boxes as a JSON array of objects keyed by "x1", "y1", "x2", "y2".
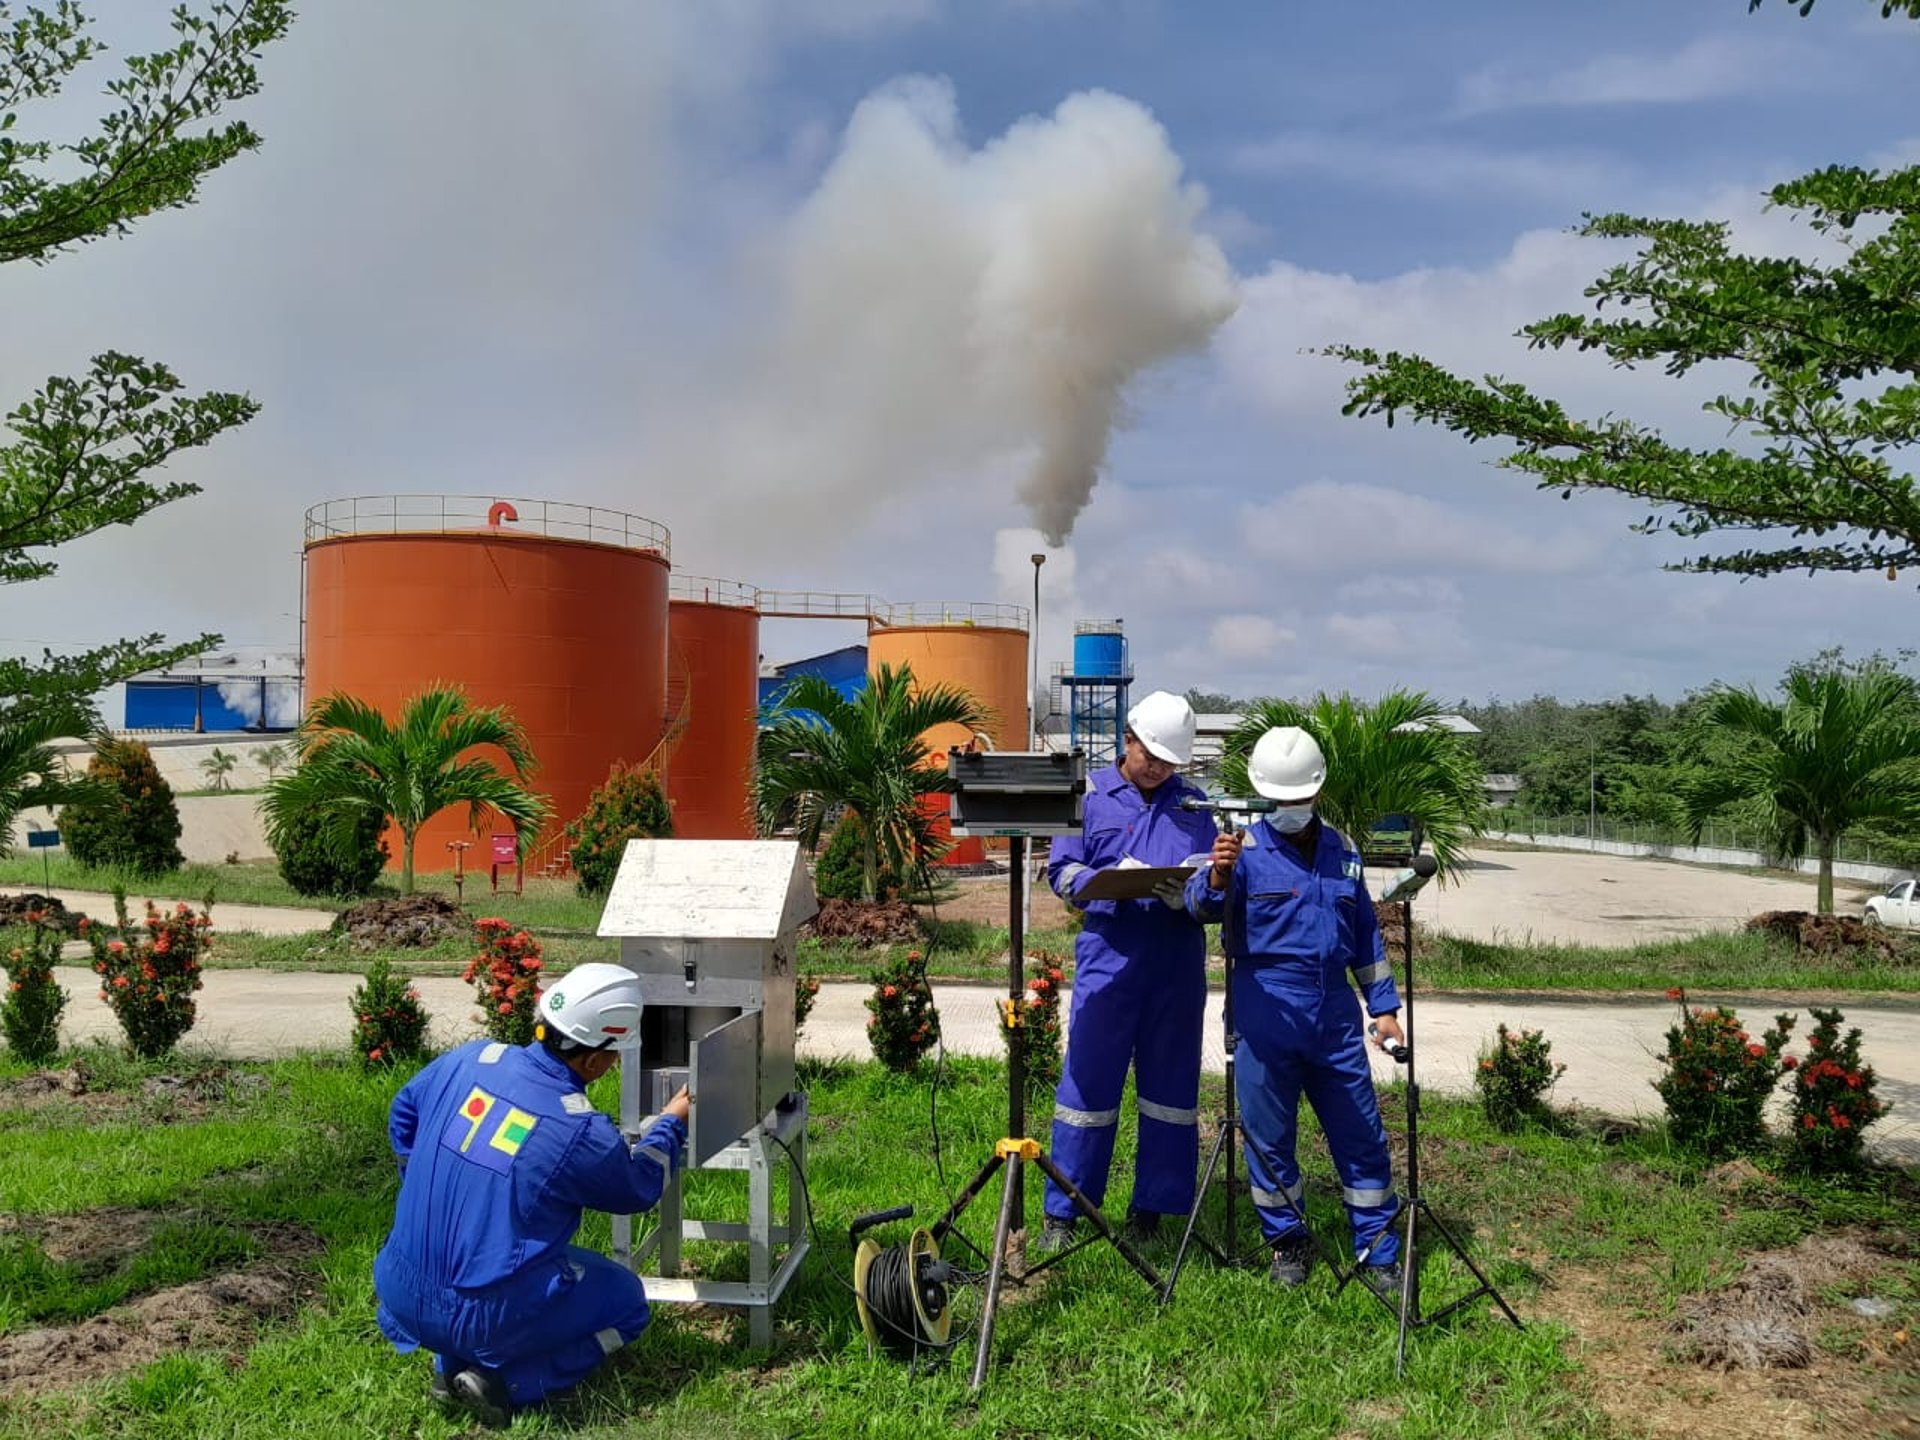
[
  {"x1": 1061, "y1": 621, "x2": 1131, "y2": 772},
  {"x1": 757, "y1": 644, "x2": 868, "y2": 716},
  {"x1": 123, "y1": 656, "x2": 301, "y2": 733}
]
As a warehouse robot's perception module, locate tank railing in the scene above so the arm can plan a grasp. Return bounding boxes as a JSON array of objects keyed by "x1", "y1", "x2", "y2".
[
  {"x1": 669, "y1": 574, "x2": 758, "y2": 608},
  {"x1": 1074, "y1": 619, "x2": 1125, "y2": 635},
  {"x1": 875, "y1": 600, "x2": 1029, "y2": 630},
  {"x1": 752, "y1": 589, "x2": 880, "y2": 620},
  {"x1": 302, "y1": 495, "x2": 671, "y2": 558}
]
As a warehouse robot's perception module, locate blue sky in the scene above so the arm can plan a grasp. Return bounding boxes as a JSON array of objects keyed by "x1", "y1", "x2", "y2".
[{"x1": 4, "y1": 0, "x2": 1916, "y2": 717}]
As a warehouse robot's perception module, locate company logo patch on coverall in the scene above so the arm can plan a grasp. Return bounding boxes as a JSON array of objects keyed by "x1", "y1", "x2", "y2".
[{"x1": 440, "y1": 1086, "x2": 539, "y2": 1174}]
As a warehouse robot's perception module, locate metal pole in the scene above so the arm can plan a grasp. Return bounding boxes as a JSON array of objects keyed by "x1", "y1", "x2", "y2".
[
  {"x1": 1588, "y1": 737, "x2": 1596, "y2": 843},
  {"x1": 1007, "y1": 834, "x2": 1027, "y2": 1220},
  {"x1": 1025, "y1": 553, "x2": 1044, "y2": 941}
]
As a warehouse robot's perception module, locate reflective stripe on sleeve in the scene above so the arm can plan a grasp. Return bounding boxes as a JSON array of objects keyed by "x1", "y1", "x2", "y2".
[
  {"x1": 1352, "y1": 960, "x2": 1393, "y2": 987},
  {"x1": 1343, "y1": 1184, "x2": 1394, "y2": 1209},
  {"x1": 596, "y1": 1327, "x2": 624, "y2": 1355},
  {"x1": 1055, "y1": 862, "x2": 1090, "y2": 898}
]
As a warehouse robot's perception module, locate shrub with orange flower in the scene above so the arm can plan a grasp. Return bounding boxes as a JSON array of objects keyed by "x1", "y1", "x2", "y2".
[
  {"x1": 1654, "y1": 987, "x2": 1794, "y2": 1156},
  {"x1": 1472, "y1": 1023, "x2": 1564, "y2": 1132},
  {"x1": 1002, "y1": 950, "x2": 1067, "y2": 1098},
  {"x1": 1784, "y1": 1006, "x2": 1885, "y2": 1174},
  {"x1": 462, "y1": 916, "x2": 544, "y2": 1046},
  {"x1": 84, "y1": 887, "x2": 211, "y2": 1059},
  {"x1": 865, "y1": 948, "x2": 939, "y2": 1073},
  {"x1": 350, "y1": 956, "x2": 432, "y2": 1069},
  {"x1": 2, "y1": 908, "x2": 68, "y2": 1063}
]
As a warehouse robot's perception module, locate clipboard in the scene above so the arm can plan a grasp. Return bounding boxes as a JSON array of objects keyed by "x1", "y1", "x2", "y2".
[{"x1": 1075, "y1": 860, "x2": 1205, "y2": 902}]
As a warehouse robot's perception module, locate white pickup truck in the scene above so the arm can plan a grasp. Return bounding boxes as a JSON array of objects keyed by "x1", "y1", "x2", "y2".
[{"x1": 1863, "y1": 879, "x2": 1920, "y2": 928}]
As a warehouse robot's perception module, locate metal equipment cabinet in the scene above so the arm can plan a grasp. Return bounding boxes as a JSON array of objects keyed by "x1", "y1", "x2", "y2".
[{"x1": 596, "y1": 839, "x2": 817, "y2": 1346}]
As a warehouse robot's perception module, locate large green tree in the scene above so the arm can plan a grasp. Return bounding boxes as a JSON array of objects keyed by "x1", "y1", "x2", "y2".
[
  {"x1": 263, "y1": 687, "x2": 553, "y2": 895},
  {"x1": 754, "y1": 662, "x2": 993, "y2": 901},
  {"x1": 1329, "y1": 152, "x2": 1920, "y2": 585},
  {"x1": 2, "y1": 2, "x2": 291, "y2": 724},
  {"x1": 1683, "y1": 667, "x2": 1920, "y2": 913},
  {"x1": 1219, "y1": 690, "x2": 1488, "y2": 880}
]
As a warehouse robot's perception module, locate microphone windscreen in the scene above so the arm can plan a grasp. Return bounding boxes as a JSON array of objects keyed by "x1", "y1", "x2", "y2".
[{"x1": 1412, "y1": 854, "x2": 1439, "y2": 878}]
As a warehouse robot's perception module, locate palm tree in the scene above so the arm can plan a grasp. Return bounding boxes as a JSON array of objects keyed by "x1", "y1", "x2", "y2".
[
  {"x1": 1219, "y1": 690, "x2": 1488, "y2": 880},
  {"x1": 755, "y1": 662, "x2": 994, "y2": 900},
  {"x1": 251, "y1": 742, "x2": 290, "y2": 781},
  {"x1": 263, "y1": 686, "x2": 552, "y2": 895},
  {"x1": 1683, "y1": 668, "x2": 1920, "y2": 915},
  {"x1": 199, "y1": 747, "x2": 237, "y2": 792},
  {"x1": 0, "y1": 707, "x2": 94, "y2": 855}
]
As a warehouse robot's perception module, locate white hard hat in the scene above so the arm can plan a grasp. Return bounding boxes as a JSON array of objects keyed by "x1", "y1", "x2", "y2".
[
  {"x1": 537, "y1": 962, "x2": 643, "y2": 1051},
  {"x1": 1248, "y1": 726, "x2": 1326, "y2": 802},
  {"x1": 1126, "y1": 690, "x2": 1196, "y2": 765}
]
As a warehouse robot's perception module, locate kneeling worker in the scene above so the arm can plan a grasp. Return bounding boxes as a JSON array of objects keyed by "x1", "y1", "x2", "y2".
[
  {"x1": 1185, "y1": 726, "x2": 1407, "y2": 1298},
  {"x1": 373, "y1": 962, "x2": 691, "y2": 1428}
]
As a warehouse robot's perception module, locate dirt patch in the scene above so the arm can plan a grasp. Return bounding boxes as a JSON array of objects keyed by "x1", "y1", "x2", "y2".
[
  {"x1": 337, "y1": 893, "x2": 467, "y2": 952},
  {"x1": 0, "y1": 1216, "x2": 324, "y2": 1399},
  {"x1": 915, "y1": 877, "x2": 1074, "y2": 933},
  {"x1": 1538, "y1": 1242, "x2": 1917, "y2": 1440},
  {"x1": 805, "y1": 899, "x2": 926, "y2": 946},
  {"x1": 0, "y1": 1060, "x2": 270, "y2": 1122},
  {"x1": 1747, "y1": 910, "x2": 1916, "y2": 963},
  {"x1": 1671, "y1": 1235, "x2": 1888, "y2": 1371}
]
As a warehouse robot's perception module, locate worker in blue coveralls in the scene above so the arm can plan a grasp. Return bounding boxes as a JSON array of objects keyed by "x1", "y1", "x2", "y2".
[
  {"x1": 1185, "y1": 725, "x2": 1408, "y2": 1298},
  {"x1": 1034, "y1": 689, "x2": 1220, "y2": 1255},
  {"x1": 373, "y1": 962, "x2": 692, "y2": 1429}
]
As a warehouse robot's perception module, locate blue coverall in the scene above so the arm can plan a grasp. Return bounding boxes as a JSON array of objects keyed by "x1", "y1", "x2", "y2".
[
  {"x1": 373, "y1": 1038, "x2": 687, "y2": 1407},
  {"x1": 1186, "y1": 818, "x2": 1402, "y2": 1262},
  {"x1": 1045, "y1": 764, "x2": 1219, "y2": 1221}
]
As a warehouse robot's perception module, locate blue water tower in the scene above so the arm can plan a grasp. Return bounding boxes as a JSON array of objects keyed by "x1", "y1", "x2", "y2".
[{"x1": 1063, "y1": 621, "x2": 1131, "y2": 771}]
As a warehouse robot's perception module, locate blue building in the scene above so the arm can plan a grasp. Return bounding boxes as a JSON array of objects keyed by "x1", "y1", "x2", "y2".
[
  {"x1": 122, "y1": 655, "x2": 301, "y2": 733},
  {"x1": 757, "y1": 644, "x2": 868, "y2": 716}
]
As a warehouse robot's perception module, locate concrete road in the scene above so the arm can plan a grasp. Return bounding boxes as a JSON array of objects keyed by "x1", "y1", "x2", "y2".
[
  {"x1": 2, "y1": 885, "x2": 333, "y2": 941},
  {"x1": 46, "y1": 969, "x2": 1919, "y2": 1165}
]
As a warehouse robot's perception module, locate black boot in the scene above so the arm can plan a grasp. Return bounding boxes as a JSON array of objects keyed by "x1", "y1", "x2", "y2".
[
  {"x1": 447, "y1": 1368, "x2": 512, "y2": 1430},
  {"x1": 1267, "y1": 1233, "x2": 1314, "y2": 1288},
  {"x1": 1030, "y1": 1216, "x2": 1078, "y2": 1256},
  {"x1": 1122, "y1": 1210, "x2": 1161, "y2": 1246}
]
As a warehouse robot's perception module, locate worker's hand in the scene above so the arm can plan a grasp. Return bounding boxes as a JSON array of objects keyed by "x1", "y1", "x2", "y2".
[
  {"x1": 1368, "y1": 1014, "x2": 1405, "y2": 1052},
  {"x1": 1153, "y1": 876, "x2": 1188, "y2": 911},
  {"x1": 664, "y1": 1085, "x2": 691, "y2": 1123},
  {"x1": 1207, "y1": 830, "x2": 1242, "y2": 889}
]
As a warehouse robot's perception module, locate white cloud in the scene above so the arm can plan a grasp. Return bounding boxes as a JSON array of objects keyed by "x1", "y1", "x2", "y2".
[
  {"x1": 1238, "y1": 480, "x2": 1608, "y2": 578},
  {"x1": 1208, "y1": 613, "x2": 1295, "y2": 661},
  {"x1": 1228, "y1": 131, "x2": 1628, "y2": 203},
  {"x1": 1456, "y1": 33, "x2": 1818, "y2": 114}
]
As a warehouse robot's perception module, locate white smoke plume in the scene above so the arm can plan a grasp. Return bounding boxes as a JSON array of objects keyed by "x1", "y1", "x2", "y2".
[{"x1": 672, "y1": 78, "x2": 1238, "y2": 549}]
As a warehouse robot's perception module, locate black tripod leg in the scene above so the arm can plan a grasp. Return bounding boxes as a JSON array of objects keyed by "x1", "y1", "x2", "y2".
[
  {"x1": 1163, "y1": 1115, "x2": 1232, "y2": 1302},
  {"x1": 930, "y1": 1152, "x2": 1006, "y2": 1261},
  {"x1": 1395, "y1": 1193, "x2": 1416, "y2": 1377},
  {"x1": 969, "y1": 1154, "x2": 1023, "y2": 1392},
  {"x1": 1032, "y1": 1150, "x2": 1163, "y2": 1291},
  {"x1": 1405, "y1": 1199, "x2": 1524, "y2": 1331}
]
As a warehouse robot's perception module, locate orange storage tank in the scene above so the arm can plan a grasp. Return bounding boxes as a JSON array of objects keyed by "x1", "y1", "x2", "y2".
[
  {"x1": 301, "y1": 497, "x2": 670, "y2": 874},
  {"x1": 865, "y1": 603, "x2": 1030, "y2": 867},
  {"x1": 665, "y1": 576, "x2": 761, "y2": 840}
]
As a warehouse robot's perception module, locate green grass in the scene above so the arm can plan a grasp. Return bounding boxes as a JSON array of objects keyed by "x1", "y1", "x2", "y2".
[
  {"x1": 1419, "y1": 928, "x2": 1920, "y2": 994},
  {"x1": 0, "y1": 1047, "x2": 1912, "y2": 1439},
  {"x1": 0, "y1": 853, "x2": 607, "y2": 928}
]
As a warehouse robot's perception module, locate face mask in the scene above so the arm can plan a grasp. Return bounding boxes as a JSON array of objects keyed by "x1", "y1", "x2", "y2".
[{"x1": 1268, "y1": 804, "x2": 1314, "y2": 834}]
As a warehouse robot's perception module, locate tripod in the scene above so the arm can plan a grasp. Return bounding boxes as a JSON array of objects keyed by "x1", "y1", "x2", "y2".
[
  {"x1": 1335, "y1": 885, "x2": 1524, "y2": 1375},
  {"x1": 1162, "y1": 809, "x2": 1352, "y2": 1299},
  {"x1": 926, "y1": 834, "x2": 1164, "y2": 1391}
]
